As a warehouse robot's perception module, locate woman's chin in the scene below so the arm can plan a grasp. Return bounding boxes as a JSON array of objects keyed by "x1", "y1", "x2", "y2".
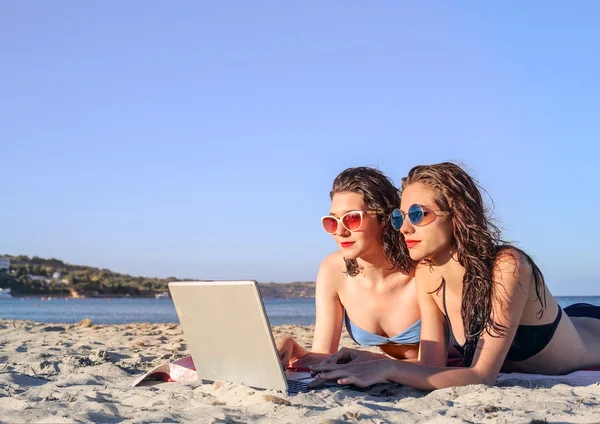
[
  {"x1": 342, "y1": 252, "x2": 361, "y2": 260},
  {"x1": 408, "y1": 249, "x2": 426, "y2": 262}
]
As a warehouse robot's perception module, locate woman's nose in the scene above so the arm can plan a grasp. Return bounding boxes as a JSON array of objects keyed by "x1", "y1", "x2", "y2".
[
  {"x1": 335, "y1": 222, "x2": 350, "y2": 237},
  {"x1": 400, "y1": 216, "x2": 414, "y2": 236}
]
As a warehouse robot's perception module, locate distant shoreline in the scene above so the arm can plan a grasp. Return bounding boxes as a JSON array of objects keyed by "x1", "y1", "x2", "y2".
[
  {"x1": 1, "y1": 254, "x2": 318, "y2": 299},
  {"x1": 1, "y1": 294, "x2": 318, "y2": 300}
]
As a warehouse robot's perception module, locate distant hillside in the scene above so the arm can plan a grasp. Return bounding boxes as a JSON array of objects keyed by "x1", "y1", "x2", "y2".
[
  {"x1": 258, "y1": 281, "x2": 315, "y2": 299},
  {"x1": 0, "y1": 254, "x2": 316, "y2": 298}
]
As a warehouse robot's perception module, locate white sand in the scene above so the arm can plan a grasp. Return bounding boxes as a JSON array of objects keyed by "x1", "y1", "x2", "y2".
[{"x1": 1, "y1": 319, "x2": 599, "y2": 423}]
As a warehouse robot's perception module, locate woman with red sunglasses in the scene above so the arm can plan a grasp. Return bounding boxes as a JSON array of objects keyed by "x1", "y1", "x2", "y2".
[
  {"x1": 276, "y1": 167, "x2": 421, "y2": 369},
  {"x1": 310, "y1": 162, "x2": 600, "y2": 389}
]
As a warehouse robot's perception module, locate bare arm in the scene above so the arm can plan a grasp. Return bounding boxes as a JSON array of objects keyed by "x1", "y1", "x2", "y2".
[
  {"x1": 311, "y1": 253, "x2": 344, "y2": 353},
  {"x1": 278, "y1": 253, "x2": 344, "y2": 367},
  {"x1": 416, "y1": 264, "x2": 448, "y2": 367}
]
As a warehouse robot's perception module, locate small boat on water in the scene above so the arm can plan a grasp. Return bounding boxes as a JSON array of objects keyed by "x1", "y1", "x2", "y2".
[
  {"x1": 155, "y1": 292, "x2": 170, "y2": 299},
  {"x1": 0, "y1": 288, "x2": 13, "y2": 298}
]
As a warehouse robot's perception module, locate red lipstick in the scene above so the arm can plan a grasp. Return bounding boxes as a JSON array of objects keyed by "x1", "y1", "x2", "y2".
[
  {"x1": 340, "y1": 242, "x2": 355, "y2": 248},
  {"x1": 405, "y1": 240, "x2": 421, "y2": 249}
]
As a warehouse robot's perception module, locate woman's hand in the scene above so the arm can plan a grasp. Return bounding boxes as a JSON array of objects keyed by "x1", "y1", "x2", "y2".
[
  {"x1": 318, "y1": 347, "x2": 387, "y2": 366},
  {"x1": 275, "y1": 336, "x2": 307, "y2": 369},
  {"x1": 309, "y1": 358, "x2": 395, "y2": 388}
]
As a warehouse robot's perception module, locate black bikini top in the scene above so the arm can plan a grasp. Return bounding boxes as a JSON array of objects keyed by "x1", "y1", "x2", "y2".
[{"x1": 442, "y1": 282, "x2": 561, "y2": 364}]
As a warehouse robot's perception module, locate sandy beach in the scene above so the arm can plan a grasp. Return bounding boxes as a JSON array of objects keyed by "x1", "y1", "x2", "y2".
[{"x1": 1, "y1": 319, "x2": 599, "y2": 423}]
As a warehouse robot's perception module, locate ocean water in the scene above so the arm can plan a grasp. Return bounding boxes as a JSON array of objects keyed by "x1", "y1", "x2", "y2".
[
  {"x1": 0, "y1": 297, "x2": 317, "y2": 326},
  {"x1": 0, "y1": 296, "x2": 598, "y2": 326}
]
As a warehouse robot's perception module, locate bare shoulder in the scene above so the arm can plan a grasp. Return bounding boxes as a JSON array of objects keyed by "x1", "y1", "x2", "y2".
[
  {"x1": 319, "y1": 250, "x2": 346, "y2": 274},
  {"x1": 493, "y1": 247, "x2": 533, "y2": 285},
  {"x1": 316, "y1": 251, "x2": 347, "y2": 290},
  {"x1": 492, "y1": 247, "x2": 537, "y2": 305}
]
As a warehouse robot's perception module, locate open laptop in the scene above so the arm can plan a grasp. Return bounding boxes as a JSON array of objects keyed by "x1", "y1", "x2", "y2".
[{"x1": 168, "y1": 280, "x2": 315, "y2": 395}]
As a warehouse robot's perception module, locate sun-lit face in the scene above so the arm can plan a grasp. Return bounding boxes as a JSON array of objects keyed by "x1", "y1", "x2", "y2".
[
  {"x1": 327, "y1": 191, "x2": 383, "y2": 260},
  {"x1": 399, "y1": 183, "x2": 454, "y2": 264}
]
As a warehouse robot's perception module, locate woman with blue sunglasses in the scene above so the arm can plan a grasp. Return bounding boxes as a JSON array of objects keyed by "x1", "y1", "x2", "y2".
[
  {"x1": 310, "y1": 162, "x2": 600, "y2": 389},
  {"x1": 276, "y1": 166, "x2": 422, "y2": 370}
]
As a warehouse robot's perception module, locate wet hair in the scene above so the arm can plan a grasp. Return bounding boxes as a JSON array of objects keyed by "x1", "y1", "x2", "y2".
[
  {"x1": 402, "y1": 162, "x2": 546, "y2": 366},
  {"x1": 330, "y1": 166, "x2": 413, "y2": 277}
]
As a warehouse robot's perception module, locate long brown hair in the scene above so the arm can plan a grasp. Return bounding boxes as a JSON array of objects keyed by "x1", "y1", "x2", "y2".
[
  {"x1": 330, "y1": 167, "x2": 413, "y2": 277},
  {"x1": 402, "y1": 162, "x2": 546, "y2": 366}
]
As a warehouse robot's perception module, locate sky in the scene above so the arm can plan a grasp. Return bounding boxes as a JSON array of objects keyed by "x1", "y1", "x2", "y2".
[{"x1": 1, "y1": 2, "x2": 599, "y2": 295}]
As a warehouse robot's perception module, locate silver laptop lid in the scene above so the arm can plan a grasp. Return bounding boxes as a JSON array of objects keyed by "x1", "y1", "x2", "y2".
[{"x1": 168, "y1": 280, "x2": 287, "y2": 391}]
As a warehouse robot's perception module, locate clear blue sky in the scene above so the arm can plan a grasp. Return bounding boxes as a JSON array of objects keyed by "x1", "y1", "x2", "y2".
[{"x1": 2, "y1": 2, "x2": 599, "y2": 295}]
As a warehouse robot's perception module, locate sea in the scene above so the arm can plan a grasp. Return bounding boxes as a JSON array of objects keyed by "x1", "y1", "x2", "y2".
[
  {"x1": 0, "y1": 297, "x2": 316, "y2": 326},
  {"x1": 1, "y1": 296, "x2": 600, "y2": 326}
]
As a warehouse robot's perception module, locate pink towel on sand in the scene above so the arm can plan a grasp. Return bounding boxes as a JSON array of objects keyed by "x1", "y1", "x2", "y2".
[
  {"x1": 497, "y1": 369, "x2": 600, "y2": 385},
  {"x1": 132, "y1": 356, "x2": 198, "y2": 387}
]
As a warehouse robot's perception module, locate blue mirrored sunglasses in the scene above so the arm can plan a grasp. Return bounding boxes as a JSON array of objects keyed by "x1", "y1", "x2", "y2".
[{"x1": 391, "y1": 204, "x2": 450, "y2": 230}]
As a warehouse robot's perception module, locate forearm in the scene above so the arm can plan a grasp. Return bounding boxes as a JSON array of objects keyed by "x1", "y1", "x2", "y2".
[
  {"x1": 385, "y1": 360, "x2": 492, "y2": 390},
  {"x1": 291, "y1": 351, "x2": 332, "y2": 367},
  {"x1": 286, "y1": 338, "x2": 337, "y2": 367}
]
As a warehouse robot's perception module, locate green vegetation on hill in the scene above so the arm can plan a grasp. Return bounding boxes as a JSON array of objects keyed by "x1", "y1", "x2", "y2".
[
  {"x1": 258, "y1": 282, "x2": 316, "y2": 299},
  {"x1": 0, "y1": 254, "x2": 316, "y2": 298}
]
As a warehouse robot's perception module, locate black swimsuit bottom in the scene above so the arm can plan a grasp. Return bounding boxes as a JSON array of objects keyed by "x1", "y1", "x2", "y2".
[
  {"x1": 441, "y1": 284, "x2": 600, "y2": 363},
  {"x1": 563, "y1": 302, "x2": 600, "y2": 319}
]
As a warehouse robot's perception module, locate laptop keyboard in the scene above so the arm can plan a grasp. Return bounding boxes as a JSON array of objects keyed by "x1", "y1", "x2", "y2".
[{"x1": 286, "y1": 379, "x2": 311, "y2": 395}]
